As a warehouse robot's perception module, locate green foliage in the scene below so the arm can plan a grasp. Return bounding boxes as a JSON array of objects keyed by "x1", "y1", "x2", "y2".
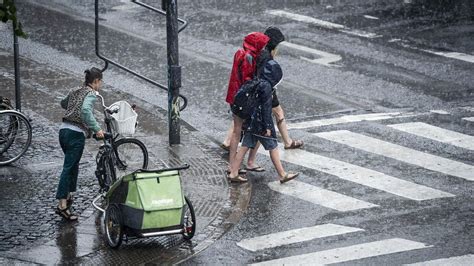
[{"x1": 0, "y1": 0, "x2": 27, "y2": 37}]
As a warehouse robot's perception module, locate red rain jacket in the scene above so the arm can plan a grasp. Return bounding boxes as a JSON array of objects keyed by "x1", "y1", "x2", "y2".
[{"x1": 225, "y1": 32, "x2": 270, "y2": 104}]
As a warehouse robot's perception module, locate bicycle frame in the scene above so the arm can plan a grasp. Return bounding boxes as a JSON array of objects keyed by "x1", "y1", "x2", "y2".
[{"x1": 94, "y1": 94, "x2": 122, "y2": 192}]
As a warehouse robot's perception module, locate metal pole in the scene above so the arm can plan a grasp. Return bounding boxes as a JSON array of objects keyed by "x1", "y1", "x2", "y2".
[
  {"x1": 165, "y1": 0, "x2": 181, "y2": 145},
  {"x1": 12, "y1": 0, "x2": 21, "y2": 112}
]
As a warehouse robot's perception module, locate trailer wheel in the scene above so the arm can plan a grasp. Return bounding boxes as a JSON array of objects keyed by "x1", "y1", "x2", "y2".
[
  {"x1": 104, "y1": 204, "x2": 123, "y2": 248},
  {"x1": 182, "y1": 196, "x2": 196, "y2": 240}
]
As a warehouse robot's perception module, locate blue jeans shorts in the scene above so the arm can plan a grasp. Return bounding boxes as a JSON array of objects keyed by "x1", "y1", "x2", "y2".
[{"x1": 242, "y1": 132, "x2": 278, "y2": 151}]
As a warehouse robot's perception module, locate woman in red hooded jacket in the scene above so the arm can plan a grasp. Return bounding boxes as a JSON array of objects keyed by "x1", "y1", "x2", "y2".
[{"x1": 223, "y1": 32, "x2": 269, "y2": 176}]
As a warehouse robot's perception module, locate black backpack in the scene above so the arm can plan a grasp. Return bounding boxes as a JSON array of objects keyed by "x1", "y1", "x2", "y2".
[{"x1": 231, "y1": 78, "x2": 261, "y2": 119}]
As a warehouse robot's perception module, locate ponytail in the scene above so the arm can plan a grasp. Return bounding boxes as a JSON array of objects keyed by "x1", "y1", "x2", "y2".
[{"x1": 84, "y1": 67, "x2": 103, "y2": 85}]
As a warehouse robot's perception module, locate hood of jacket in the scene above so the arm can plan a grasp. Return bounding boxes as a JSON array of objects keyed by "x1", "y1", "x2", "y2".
[
  {"x1": 260, "y1": 60, "x2": 282, "y2": 88},
  {"x1": 243, "y1": 32, "x2": 270, "y2": 58}
]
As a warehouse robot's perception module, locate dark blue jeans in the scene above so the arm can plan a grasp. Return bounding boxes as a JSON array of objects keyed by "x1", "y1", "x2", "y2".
[{"x1": 56, "y1": 128, "x2": 85, "y2": 199}]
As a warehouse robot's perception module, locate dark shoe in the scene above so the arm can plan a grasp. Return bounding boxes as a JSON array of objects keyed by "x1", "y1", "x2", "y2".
[
  {"x1": 284, "y1": 140, "x2": 304, "y2": 150},
  {"x1": 280, "y1": 172, "x2": 299, "y2": 184},
  {"x1": 55, "y1": 206, "x2": 78, "y2": 221}
]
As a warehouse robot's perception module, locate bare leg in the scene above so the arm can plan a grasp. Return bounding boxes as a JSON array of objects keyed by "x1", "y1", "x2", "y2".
[
  {"x1": 59, "y1": 199, "x2": 67, "y2": 209},
  {"x1": 228, "y1": 115, "x2": 243, "y2": 170},
  {"x1": 269, "y1": 148, "x2": 286, "y2": 178},
  {"x1": 230, "y1": 146, "x2": 250, "y2": 178},
  {"x1": 246, "y1": 141, "x2": 260, "y2": 168},
  {"x1": 269, "y1": 148, "x2": 299, "y2": 183},
  {"x1": 222, "y1": 121, "x2": 233, "y2": 147},
  {"x1": 272, "y1": 105, "x2": 292, "y2": 147}
]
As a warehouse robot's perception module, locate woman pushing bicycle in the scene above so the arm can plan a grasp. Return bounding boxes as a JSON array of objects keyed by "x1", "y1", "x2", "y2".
[{"x1": 55, "y1": 67, "x2": 104, "y2": 221}]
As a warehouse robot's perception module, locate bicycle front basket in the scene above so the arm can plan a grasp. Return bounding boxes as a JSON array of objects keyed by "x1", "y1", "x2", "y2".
[{"x1": 110, "y1": 101, "x2": 137, "y2": 135}]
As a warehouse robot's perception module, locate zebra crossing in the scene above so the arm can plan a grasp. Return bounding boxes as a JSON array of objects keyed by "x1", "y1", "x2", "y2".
[{"x1": 244, "y1": 113, "x2": 474, "y2": 265}]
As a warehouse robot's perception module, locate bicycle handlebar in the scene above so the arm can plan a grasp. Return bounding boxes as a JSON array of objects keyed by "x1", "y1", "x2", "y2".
[{"x1": 93, "y1": 132, "x2": 113, "y2": 141}]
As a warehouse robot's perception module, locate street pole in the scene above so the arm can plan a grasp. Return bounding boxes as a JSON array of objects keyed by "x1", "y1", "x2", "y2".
[
  {"x1": 164, "y1": 0, "x2": 181, "y2": 145},
  {"x1": 12, "y1": 0, "x2": 21, "y2": 112}
]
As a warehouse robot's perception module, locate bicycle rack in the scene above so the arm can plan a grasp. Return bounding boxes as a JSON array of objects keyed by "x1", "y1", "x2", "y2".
[{"x1": 94, "y1": 0, "x2": 188, "y2": 111}]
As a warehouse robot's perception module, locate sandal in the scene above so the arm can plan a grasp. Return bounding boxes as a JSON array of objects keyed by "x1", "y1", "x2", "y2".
[
  {"x1": 284, "y1": 140, "x2": 304, "y2": 150},
  {"x1": 245, "y1": 165, "x2": 265, "y2": 172},
  {"x1": 226, "y1": 169, "x2": 247, "y2": 175},
  {"x1": 55, "y1": 206, "x2": 78, "y2": 221},
  {"x1": 280, "y1": 172, "x2": 299, "y2": 184},
  {"x1": 220, "y1": 143, "x2": 230, "y2": 152},
  {"x1": 228, "y1": 175, "x2": 248, "y2": 183}
]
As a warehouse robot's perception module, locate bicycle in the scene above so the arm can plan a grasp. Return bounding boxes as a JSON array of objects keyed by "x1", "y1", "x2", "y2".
[
  {"x1": 0, "y1": 97, "x2": 32, "y2": 166},
  {"x1": 94, "y1": 94, "x2": 149, "y2": 192}
]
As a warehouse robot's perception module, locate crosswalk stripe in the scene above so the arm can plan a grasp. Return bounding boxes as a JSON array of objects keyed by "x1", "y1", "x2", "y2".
[
  {"x1": 259, "y1": 145, "x2": 454, "y2": 201},
  {"x1": 287, "y1": 112, "x2": 414, "y2": 129},
  {"x1": 462, "y1": 117, "x2": 474, "y2": 122},
  {"x1": 237, "y1": 224, "x2": 364, "y2": 252},
  {"x1": 315, "y1": 130, "x2": 474, "y2": 181},
  {"x1": 268, "y1": 181, "x2": 378, "y2": 211},
  {"x1": 389, "y1": 122, "x2": 474, "y2": 150},
  {"x1": 252, "y1": 238, "x2": 430, "y2": 265},
  {"x1": 405, "y1": 254, "x2": 474, "y2": 265}
]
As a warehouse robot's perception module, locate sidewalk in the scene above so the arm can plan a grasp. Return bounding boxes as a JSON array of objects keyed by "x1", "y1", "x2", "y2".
[{"x1": 0, "y1": 49, "x2": 250, "y2": 264}]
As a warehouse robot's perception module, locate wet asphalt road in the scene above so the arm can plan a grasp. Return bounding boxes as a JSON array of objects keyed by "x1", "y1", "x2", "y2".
[{"x1": 2, "y1": 0, "x2": 474, "y2": 264}]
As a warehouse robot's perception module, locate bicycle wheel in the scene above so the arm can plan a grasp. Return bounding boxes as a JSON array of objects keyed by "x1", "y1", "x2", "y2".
[
  {"x1": 182, "y1": 196, "x2": 196, "y2": 240},
  {"x1": 104, "y1": 203, "x2": 123, "y2": 248},
  {"x1": 113, "y1": 138, "x2": 148, "y2": 178},
  {"x1": 0, "y1": 110, "x2": 32, "y2": 165}
]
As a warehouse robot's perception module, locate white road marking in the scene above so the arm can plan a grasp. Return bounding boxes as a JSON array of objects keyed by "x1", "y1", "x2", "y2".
[
  {"x1": 287, "y1": 112, "x2": 416, "y2": 129},
  {"x1": 389, "y1": 122, "x2": 474, "y2": 150},
  {"x1": 266, "y1": 10, "x2": 380, "y2": 39},
  {"x1": 364, "y1": 15, "x2": 379, "y2": 20},
  {"x1": 315, "y1": 130, "x2": 474, "y2": 181},
  {"x1": 430, "y1": 110, "x2": 450, "y2": 115},
  {"x1": 280, "y1": 41, "x2": 342, "y2": 67},
  {"x1": 237, "y1": 224, "x2": 364, "y2": 252},
  {"x1": 267, "y1": 10, "x2": 344, "y2": 29},
  {"x1": 252, "y1": 238, "x2": 430, "y2": 265},
  {"x1": 405, "y1": 254, "x2": 474, "y2": 265},
  {"x1": 462, "y1": 117, "x2": 474, "y2": 122},
  {"x1": 268, "y1": 181, "x2": 378, "y2": 211},
  {"x1": 260, "y1": 145, "x2": 454, "y2": 201},
  {"x1": 424, "y1": 50, "x2": 474, "y2": 64},
  {"x1": 340, "y1": 29, "x2": 380, "y2": 39}
]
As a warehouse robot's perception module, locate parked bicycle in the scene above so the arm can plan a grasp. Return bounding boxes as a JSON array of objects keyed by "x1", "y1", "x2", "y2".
[
  {"x1": 94, "y1": 94, "x2": 148, "y2": 192},
  {"x1": 0, "y1": 97, "x2": 32, "y2": 166}
]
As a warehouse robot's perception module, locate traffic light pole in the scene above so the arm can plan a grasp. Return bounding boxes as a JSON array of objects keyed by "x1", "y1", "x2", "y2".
[
  {"x1": 12, "y1": 0, "x2": 21, "y2": 111},
  {"x1": 164, "y1": 0, "x2": 181, "y2": 145}
]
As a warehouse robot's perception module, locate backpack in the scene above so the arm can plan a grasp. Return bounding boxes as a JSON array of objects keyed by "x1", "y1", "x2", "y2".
[{"x1": 231, "y1": 78, "x2": 261, "y2": 119}]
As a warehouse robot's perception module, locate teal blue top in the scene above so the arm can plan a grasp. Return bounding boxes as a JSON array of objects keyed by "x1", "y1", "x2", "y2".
[{"x1": 81, "y1": 93, "x2": 101, "y2": 133}]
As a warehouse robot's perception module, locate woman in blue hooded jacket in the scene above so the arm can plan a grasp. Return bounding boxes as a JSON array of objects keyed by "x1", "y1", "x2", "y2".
[{"x1": 228, "y1": 59, "x2": 299, "y2": 183}]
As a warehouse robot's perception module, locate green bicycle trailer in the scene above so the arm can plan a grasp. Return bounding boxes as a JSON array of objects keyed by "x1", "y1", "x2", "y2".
[{"x1": 103, "y1": 165, "x2": 196, "y2": 248}]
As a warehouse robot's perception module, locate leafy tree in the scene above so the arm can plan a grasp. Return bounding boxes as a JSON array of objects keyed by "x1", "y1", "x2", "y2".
[{"x1": 0, "y1": 0, "x2": 26, "y2": 37}]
